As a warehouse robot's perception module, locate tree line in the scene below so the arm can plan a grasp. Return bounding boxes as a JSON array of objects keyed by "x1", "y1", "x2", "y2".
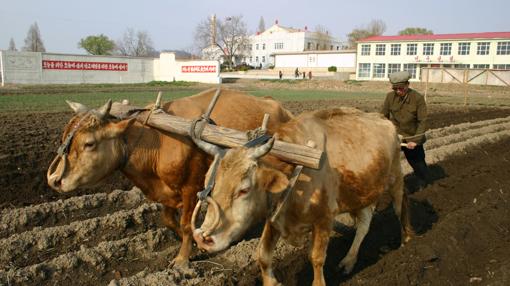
[
  {"x1": 7, "y1": 22, "x2": 159, "y2": 57},
  {"x1": 7, "y1": 19, "x2": 433, "y2": 60}
]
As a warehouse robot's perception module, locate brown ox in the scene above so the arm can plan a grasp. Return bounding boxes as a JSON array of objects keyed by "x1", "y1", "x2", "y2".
[
  {"x1": 46, "y1": 88, "x2": 293, "y2": 268},
  {"x1": 192, "y1": 108, "x2": 413, "y2": 286}
]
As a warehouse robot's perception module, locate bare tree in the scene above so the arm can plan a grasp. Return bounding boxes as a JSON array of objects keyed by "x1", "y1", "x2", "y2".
[
  {"x1": 116, "y1": 28, "x2": 157, "y2": 57},
  {"x1": 347, "y1": 19, "x2": 386, "y2": 48},
  {"x1": 258, "y1": 16, "x2": 266, "y2": 33},
  {"x1": 194, "y1": 15, "x2": 249, "y2": 68},
  {"x1": 367, "y1": 19, "x2": 386, "y2": 36},
  {"x1": 399, "y1": 27, "x2": 433, "y2": 35},
  {"x1": 314, "y1": 25, "x2": 332, "y2": 50},
  {"x1": 8, "y1": 38, "x2": 17, "y2": 51},
  {"x1": 23, "y1": 22, "x2": 46, "y2": 52}
]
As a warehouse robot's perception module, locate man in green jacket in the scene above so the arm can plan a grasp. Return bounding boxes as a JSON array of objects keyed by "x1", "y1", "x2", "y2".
[{"x1": 382, "y1": 71, "x2": 432, "y2": 188}]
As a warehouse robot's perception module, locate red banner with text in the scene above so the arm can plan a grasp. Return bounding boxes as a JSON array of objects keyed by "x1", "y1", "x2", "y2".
[
  {"x1": 42, "y1": 60, "x2": 128, "y2": 71},
  {"x1": 181, "y1": 65, "x2": 217, "y2": 73}
]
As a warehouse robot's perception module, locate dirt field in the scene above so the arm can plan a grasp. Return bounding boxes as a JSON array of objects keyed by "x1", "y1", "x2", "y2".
[{"x1": 1, "y1": 89, "x2": 510, "y2": 285}]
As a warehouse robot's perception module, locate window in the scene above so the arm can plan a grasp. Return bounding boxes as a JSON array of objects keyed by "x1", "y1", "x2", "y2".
[
  {"x1": 458, "y1": 42, "x2": 470, "y2": 55},
  {"x1": 423, "y1": 43, "x2": 434, "y2": 55},
  {"x1": 256, "y1": 56, "x2": 259, "y2": 62},
  {"x1": 477, "y1": 42, "x2": 490, "y2": 55},
  {"x1": 375, "y1": 44, "x2": 386, "y2": 55},
  {"x1": 262, "y1": 43, "x2": 266, "y2": 50},
  {"x1": 454, "y1": 64, "x2": 470, "y2": 69},
  {"x1": 361, "y1": 44, "x2": 371, "y2": 56},
  {"x1": 473, "y1": 64, "x2": 489, "y2": 69},
  {"x1": 256, "y1": 44, "x2": 259, "y2": 50},
  {"x1": 307, "y1": 42, "x2": 312, "y2": 50},
  {"x1": 403, "y1": 64, "x2": 417, "y2": 79},
  {"x1": 316, "y1": 43, "x2": 320, "y2": 50},
  {"x1": 497, "y1": 42, "x2": 510, "y2": 55},
  {"x1": 373, "y1": 63, "x2": 386, "y2": 78},
  {"x1": 274, "y1": 43, "x2": 284, "y2": 49},
  {"x1": 388, "y1": 63, "x2": 401, "y2": 76},
  {"x1": 390, "y1": 44, "x2": 401, "y2": 56},
  {"x1": 375, "y1": 44, "x2": 386, "y2": 56},
  {"x1": 248, "y1": 44, "x2": 253, "y2": 50},
  {"x1": 249, "y1": 56, "x2": 252, "y2": 63},
  {"x1": 358, "y1": 63, "x2": 371, "y2": 78},
  {"x1": 262, "y1": 56, "x2": 265, "y2": 63},
  {"x1": 406, "y1": 43, "x2": 417, "y2": 55},
  {"x1": 493, "y1": 64, "x2": 510, "y2": 70},
  {"x1": 440, "y1": 43, "x2": 452, "y2": 55}
]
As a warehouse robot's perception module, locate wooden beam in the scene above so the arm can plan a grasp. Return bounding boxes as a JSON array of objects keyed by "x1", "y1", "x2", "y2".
[{"x1": 110, "y1": 102, "x2": 324, "y2": 169}]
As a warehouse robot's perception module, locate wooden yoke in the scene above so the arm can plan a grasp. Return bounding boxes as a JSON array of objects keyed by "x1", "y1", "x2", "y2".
[{"x1": 109, "y1": 100, "x2": 324, "y2": 170}]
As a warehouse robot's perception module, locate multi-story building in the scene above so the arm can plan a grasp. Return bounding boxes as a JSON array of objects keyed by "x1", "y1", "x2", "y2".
[
  {"x1": 355, "y1": 32, "x2": 510, "y2": 81},
  {"x1": 246, "y1": 21, "x2": 344, "y2": 68}
]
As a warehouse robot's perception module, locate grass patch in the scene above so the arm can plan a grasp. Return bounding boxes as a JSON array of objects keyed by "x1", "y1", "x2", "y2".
[
  {"x1": 247, "y1": 89, "x2": 384, "y2": 101},
  {"x1": 0, "y1": 81, "x2": 202, "y2": 95},
  {"x1": 260, "y1": 79, "x2": 300, "y2": 84},
  {"x1": 0, "y1": 89, "x2": 201, "y2": 113}
]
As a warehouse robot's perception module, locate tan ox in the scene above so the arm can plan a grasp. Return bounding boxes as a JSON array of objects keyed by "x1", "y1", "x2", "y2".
[
  {"x1": 191, "y1": 108, "x2": 412, "y2": 286},
  {"x1": 46, "y1": 88, "x2": 293, "y2": 268}
]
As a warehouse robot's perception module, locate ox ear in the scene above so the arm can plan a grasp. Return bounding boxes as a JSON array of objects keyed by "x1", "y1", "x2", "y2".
[
  {"x1": 96, "y1": 99, "x2": 112, "y2": 119},
  {"x1": 105, "y1": 118, "x2": 136, "y2": 138},
  {"x1": 66, "y1": 100, "x2": 89, "y2": 114},
  {"x1": 257, "y1": 167, "x2": 289, "y2": 194}
]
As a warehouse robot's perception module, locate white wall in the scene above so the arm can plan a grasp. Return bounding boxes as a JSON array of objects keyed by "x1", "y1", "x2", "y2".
[
  {"x1": 155, "y1": 53, "x2": 220, "y2": 84},
  {"x1": 0, "y1": 51, "x2": 221, "y2": 85},
  {"x1": 274, "y1": 52, "x2": 356, "y2": 71}
]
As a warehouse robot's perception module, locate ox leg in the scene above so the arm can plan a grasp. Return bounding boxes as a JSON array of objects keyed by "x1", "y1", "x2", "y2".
[
  {"x1": 390, "y1": 171, "x2": 413, "y2": 244},
  {"x1": 171, "y1": 189, "x2": 197, "y2": 269},
  {"x1": 161, "y1": 206, "x2": 182, "y2": 238},
  {"x1": 339, "y1": 206, "x2": 374, "y2": 274},
  {"x1": 257, "y1": 221, "x2": 281, "y2": 286},
  {"x1": 310, "y1": 222, "x2": 331, "y2": 286}
]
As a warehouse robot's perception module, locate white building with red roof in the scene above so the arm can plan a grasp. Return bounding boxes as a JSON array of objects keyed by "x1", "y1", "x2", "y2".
[
  {"x1": 355, "y1": 32, "x2": 510, "y2": 81},
  {"x1": 246, "y1": 20, "x2": 344, "y2": 68}
]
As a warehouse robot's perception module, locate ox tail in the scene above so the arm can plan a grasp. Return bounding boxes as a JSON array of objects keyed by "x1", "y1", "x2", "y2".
[{"x1": 400, "y1": 191, "x2": 414, "y2": 244}]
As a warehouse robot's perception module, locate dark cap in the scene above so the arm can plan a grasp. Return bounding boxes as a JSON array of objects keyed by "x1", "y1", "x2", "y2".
[{"x1": 389, "y1": 71, "x2": 411, "y2": 86}]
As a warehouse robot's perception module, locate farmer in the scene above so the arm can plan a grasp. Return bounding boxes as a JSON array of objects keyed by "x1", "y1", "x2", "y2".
[{"x1": 382, "y1": 71, "x2": 432, "y2": 189}]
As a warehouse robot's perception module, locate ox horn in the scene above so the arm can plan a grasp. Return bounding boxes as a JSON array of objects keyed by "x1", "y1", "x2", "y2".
[
  {"x1": 191, "y1": 196, "x2": 221, "y2": 236},
  {"x1": 190, "y1": 120, "x2": 222, "y2": 156},
  {"x1": 249, "y1": 136, "x2": 275, "y2": 160},
  {"x1": 96, "y1": 99, "x2": 112, "y2": 119},
  {"x1": 66, "y1": 100, "x2": 89, "y2": 114}
]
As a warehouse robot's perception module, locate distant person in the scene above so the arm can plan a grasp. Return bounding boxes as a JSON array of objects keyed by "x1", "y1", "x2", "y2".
[
  {"x1": 303, "y1": 71, "x2": 306, "y2": 79},
  {"x1": 294, "y1": 68, "x2": 299, "y2": 79},
  {"x1": 279, "y1": 70, "x2": 283, "y2": 80},
  {"x1": 259, "y1": 63, "x2": 262, "y2": 69},
  {"x1": 381, "y1": 71, "x2": 432, "y2": 189},
  {"x1": 308, "y1": 71, "x2": 312, "y2": 80}
]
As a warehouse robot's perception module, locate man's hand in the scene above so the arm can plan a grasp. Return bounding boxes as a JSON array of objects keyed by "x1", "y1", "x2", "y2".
[{"x1": 406, "y1": 141, "x2": 417, "y2": 149}]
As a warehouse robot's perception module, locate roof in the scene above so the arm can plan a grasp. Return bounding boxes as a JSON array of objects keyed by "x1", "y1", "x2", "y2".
[
  {"x1": 358, "y1": 32, "x2": 510, "y2": 42},
  {"x1": 271, "y1": 49, "x2": 356, "y2": 56}
]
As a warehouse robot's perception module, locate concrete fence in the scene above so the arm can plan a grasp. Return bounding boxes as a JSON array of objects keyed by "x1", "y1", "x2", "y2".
[
  {"x1": 0, "y1": 51, "x2": 221, "y2": 86},
  {"x1": 421, "y1": 67, "x2": 510, "y2": 87}
]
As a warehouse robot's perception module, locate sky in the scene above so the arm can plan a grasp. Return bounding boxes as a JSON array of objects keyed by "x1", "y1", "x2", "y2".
[{"x1": 1, "y1": 0, "x2": 509, "y2": 54}]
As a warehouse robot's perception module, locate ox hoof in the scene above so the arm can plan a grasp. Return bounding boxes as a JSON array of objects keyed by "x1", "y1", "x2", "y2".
[
  {"x1": 338, "y1": 257, "x2": 356, "y2": 275},
  {"x1": 170, "y1": 258, "x2": 195, "y2": 278}
]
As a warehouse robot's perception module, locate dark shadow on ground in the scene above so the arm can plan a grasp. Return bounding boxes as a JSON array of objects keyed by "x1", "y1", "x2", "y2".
[{"x1": 296, "y1": 192, "x2": 439, "y2": 285}]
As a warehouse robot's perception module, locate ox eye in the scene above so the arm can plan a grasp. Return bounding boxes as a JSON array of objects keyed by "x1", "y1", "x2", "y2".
[
  {"x1": 84, "y1": 141, "x2": 96, "y2": 150},
  {"x1": 238, "y1": 188, "x2": 250, "y2": 196}
]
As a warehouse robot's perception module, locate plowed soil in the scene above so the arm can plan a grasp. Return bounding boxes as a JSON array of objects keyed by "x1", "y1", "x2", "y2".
[{"x1": 1, "y1": 98, "x2": 510, "y2": 286}]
